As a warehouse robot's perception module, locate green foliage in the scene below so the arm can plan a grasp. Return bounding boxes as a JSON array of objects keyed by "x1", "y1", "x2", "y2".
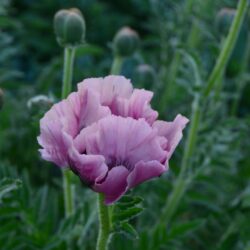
[
  {"x1": 112, "y1": 195, "x2": 144, "y2": 241},
  {"x1": 1, "y1": 0, "x2": 250, "y2": 250}
]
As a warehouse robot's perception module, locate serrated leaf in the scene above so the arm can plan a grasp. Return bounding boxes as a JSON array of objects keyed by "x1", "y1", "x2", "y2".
[
  {"x1": 113, "y1": 207, "x2": 144, "y2": 222},
  {"x1": 116, "y1": 195, "x2": 143, "y2": 209},
  {"x1": 119, "y1": 222, "x2": 139, "y2": 239}
]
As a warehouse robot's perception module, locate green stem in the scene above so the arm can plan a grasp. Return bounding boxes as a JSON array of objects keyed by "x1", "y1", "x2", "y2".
[
  {"x1": 187, "y1": 19, "x2": 200, "y2": 49},
  {"x1": 159, "y1": 0, "x2": 248, "y2": 228},
  {"x1": 96, "y1": 194, "x2": 110, "y2": 250},
  {"x1": 110, "y1": 56, "x2": 124, "y2": 75},
  {"x1": 61, "y1": 46, "x2": 76, "y2": 217},
  {"x1": 63, "y1": 170, "x2": 75, "y2": 217},
  {"x1": 62, "y1": 47, "x2": 76, "y2": 99},
  {"x1": 203, "y1": 0, "x2": 248, "y2": 98},
  {"x1": 160, "y1": 176, "x2": 188, "y2": 226},
  {"x1": 213, "y1": 72, "x2": 224, "y2": 102},
  {"x1": 179, "y1": 95, "x2": 201, "y2": 177}
]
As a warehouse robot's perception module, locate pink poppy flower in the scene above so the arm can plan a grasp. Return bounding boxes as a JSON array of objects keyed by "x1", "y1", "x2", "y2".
[{"x1": 38, "y1": 76, "x2": 188, "y2": 204}]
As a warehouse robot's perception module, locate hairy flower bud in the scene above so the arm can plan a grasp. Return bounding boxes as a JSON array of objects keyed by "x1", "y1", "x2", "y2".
[
  {"x1": 113, "y1": 27, "x2": 139, "y2": 57},
  {"x1": 54, "y1": 8, "x2": 86, "y2": 47},
  {"x1": 134, "y1": 64, "x2": 157, "y2": 89},
  {"x1": 0, "y1": 88, "x2": 3, "y2": 110},
  {"x1": 216, "y1": 8, "x2": 235, "y2": 34},
  {"x1": 27, "y1": 95, "x2": 53, "y2": 115}
]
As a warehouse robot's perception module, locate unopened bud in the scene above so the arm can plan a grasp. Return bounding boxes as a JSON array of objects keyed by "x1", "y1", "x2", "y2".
[
  {"x1": 134, "y1": 64, "x2": 156, "y2": 89},
  {"x1": 216, "y1": 8, "x2": 235, "y2": 35},
  {"x1": 54, "y1": 8, "x2": 86, "y2": 47},
  {"x1": 0, "y1": 88, "x2": 3, "y2": 110},
  {"x1": 113, "y1": 27, "x2": 139, "y2": 57},
  {"x1": 27, "y1": 95, "x2": 53, "y2": 115}
]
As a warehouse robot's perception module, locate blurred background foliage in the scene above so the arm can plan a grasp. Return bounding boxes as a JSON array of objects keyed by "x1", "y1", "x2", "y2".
[{"x1": 0, "y1": 0, "x2": 250, "y2": 249}]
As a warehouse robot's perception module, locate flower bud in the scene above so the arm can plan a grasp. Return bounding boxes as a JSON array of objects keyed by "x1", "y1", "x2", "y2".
[
  {"x1": 216, "y1": 8, "x2": 235, "y2": 35},
  {"x1": 27, "y1": 95, "x2": 53, "y2": 115},
  {"x1": 113, "y1": 27, "x2": 139, "y2": 57},
  {"x1": 134, "y1": 64, "x2": 156, "y2": 89},
  {"x1": 0, "y1": 88, "x2": 3, "y2": 110},
  {"x1": 54, "y1": 8, "x2": 86, "y2": 47}
]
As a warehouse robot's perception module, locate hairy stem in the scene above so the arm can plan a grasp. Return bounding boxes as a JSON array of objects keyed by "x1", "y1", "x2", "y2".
[
  {"x1": 110, "y1": 56, "x2": 124, "y2": 75},
  {"x1": 203, "y1": 0, "x2": 248, "y2": 98},
  {"x1": 96, "y1": 194, "x2": 110, "y2": 250},
  {"x1": 62, "y1": 47, "x2": 75, "y2": 99},
  {"x1": 61, "y1": 46, "x2": 76, "y2": 217}
]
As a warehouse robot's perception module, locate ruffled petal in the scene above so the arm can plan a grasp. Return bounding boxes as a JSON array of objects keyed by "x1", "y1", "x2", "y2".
[
  {"x1": 38, "y1": 88, "x2": 110, "y2": 168},
  {"x1": 37, "y1": 91, "x2": 85, "y2": 167},
  {"x1": 67, "y1": 143, "x2": 108, "y2": 185},
  {"x1": 153, "y1": 114, "x2": 189, "y2": 158},
  {"x1": 127, "y1": 160, "x2": 168, "y2": 189},
  {"x1": 85, "y1": 115, "x2": 167, "y2": 170},
  {"x1": 55, "y1": 131, "x2": 108, "y2": 185},
  {"x1": 73, "y1": 123, "x2": 98, "y2": 154},
  {"x1": 77, "y1": 88, "x2": 111, "y2": 129},
  {"x1": 94, "y1": 166, "x2": 130, "y2": 204},
  {"x1": 78, "y1": 75, "x2": 133, "y2": 107},
  {"x1": 126, "y1": 89, "x2": 158, "y2": 124},
  {"x1": 77, "y1": 76, "x2": 157, "y2": 123}
]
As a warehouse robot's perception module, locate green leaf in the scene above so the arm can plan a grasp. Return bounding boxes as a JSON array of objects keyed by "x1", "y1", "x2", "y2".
[
  {"x1": 116, "y1": 195, "x2": 143, "y2": 209},
  {"x1": 119, "y1": 222, "x2": 139, "y2": 239},
  {"x1": 113, "y1": 207, "x2": 144, "y2": 222},
  {"x1": 168, "y1": 219, "x2": 205, "y2": 239},
  {"x1": 0, "y1": 178, "x2": 22, "y2": 202}
]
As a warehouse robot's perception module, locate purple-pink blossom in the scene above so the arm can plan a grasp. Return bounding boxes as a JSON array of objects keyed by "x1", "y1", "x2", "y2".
[{"x1": 38, "y1": 75, "x2": 188, "y2": 204}]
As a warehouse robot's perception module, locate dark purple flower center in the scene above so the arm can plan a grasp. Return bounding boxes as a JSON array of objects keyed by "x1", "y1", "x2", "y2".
[{"x1": 107, "y1": 156, "x2": 133, "y2": 171}]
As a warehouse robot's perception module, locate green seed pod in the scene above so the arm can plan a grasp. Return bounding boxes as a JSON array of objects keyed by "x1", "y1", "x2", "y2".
[
  {"x1": 134, "y1": 64, "x2": 156, "y2": 89},
  {"x1": 0, "y1": 88, "x2": 4, "y2": 111},
  {"x1": 113, "y1": 27, "x2": 140, "y2": 57},
  {"x1": 54, "y1": 8, "x2": 86, "y2": 47}
]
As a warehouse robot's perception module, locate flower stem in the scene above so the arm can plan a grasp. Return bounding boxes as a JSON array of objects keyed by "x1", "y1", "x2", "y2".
[
  {"x1": 96, "y1": 194, "x2": 110, "y2": 250},
  {"x1": 179, "y1": 94, "x2": 201, "y2": 176},
  {"x1": 95, "y1": 53, "x2": 124, "y2": 249},
  {"x1": 110, "y1": 56, "x2": 124, "y2": 75},
  {"x1": 61, "y1": 46, "x2": 76, "y2": 217},
  {"x1": 203, "y1": 0, "x2": 248, "y2": 98},
  {"x1": 62, "y1": 47, "x2": 76, "y2": 99},
  {"x1": 159, "y1": 0, "x2": 248, "y2": 228},
  {"x1": 63, "y1": 169, "x2": 75, "y2": 217}
]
